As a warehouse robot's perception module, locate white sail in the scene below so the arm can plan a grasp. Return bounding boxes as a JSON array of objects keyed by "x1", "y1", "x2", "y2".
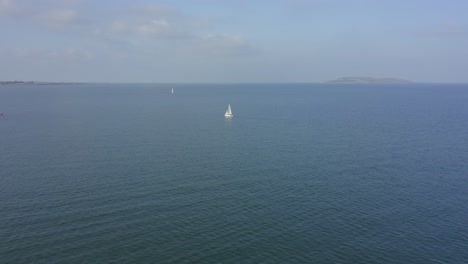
[
  {"x1": 225, "y1": 104, "x2": 233, "y2": 118},
  {"x1": 171, "y1": 88, "x2": 174, "y2": 94}
]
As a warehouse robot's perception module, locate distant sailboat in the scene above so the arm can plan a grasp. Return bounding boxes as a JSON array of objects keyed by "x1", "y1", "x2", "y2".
[
  {"x1": 171, "y1": 88, "x2": 174, "y2": 94},
  {"x1": 225, "y1": 104, "x2": 233, "y2": 118}
]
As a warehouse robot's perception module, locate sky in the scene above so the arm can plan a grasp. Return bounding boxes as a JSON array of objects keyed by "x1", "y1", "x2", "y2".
[{"x1": 1, "y1": 0, "x2": 468, "y2": 83}]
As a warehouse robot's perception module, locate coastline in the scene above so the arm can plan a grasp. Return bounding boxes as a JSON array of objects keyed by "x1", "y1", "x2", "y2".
[{"x1": 0, "y1": 81, "x2": 81, "y2": 86}]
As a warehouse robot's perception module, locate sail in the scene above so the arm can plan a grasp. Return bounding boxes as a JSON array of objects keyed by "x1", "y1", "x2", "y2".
[
  {"x1": 225, "y1": 104, "x2": 233, "y2": 117},
  {"x1": 171, "y1": 88, "x2": 174, "y2": 94}
]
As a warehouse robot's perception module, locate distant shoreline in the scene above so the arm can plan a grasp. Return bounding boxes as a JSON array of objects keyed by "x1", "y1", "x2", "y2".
[
  {"x1": 3, "y1": 81, "x2": 467, "y2": 85},
  {"x1": 0, "y1": 81, "x2": 82, "y2": 86}
]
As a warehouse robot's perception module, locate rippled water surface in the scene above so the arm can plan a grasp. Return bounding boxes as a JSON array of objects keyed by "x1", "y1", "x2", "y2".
[{"x1": 1, "y1": 83, "x2": 467, "y2": 263}]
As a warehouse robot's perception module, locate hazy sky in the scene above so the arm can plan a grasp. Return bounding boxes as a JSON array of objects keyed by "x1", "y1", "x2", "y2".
[{"x1": 1, "y1": 0, "x2": 467, "y2": 82}]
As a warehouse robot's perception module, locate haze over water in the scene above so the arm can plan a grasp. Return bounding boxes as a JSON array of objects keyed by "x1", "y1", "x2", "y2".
[{"x1": 1, "y1": 83, "x2": 467, "y2": 263}]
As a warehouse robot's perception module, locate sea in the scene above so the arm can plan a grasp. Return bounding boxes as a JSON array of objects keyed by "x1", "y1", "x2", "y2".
[{"x1": 0, "y1": 83, "x2": 467, "y2": 263}]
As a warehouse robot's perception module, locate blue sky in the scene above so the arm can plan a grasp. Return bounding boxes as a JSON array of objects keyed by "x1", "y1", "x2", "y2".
[{"x1": 1, "y1": 0, "x2": 467, "y2": 82}]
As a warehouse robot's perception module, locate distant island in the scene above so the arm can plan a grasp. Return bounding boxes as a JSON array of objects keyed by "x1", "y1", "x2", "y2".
[
  {"x1": 325, "y1": 77, "x2": 411, "y2": 83},
  {"x1": 0, "y1": 81, "x2": 80, "y2": 86}
]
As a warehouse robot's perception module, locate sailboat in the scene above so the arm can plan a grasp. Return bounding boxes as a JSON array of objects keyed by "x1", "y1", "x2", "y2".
[
  {"x1": 225, "y1": 104, "x2": 234, "y2": 118},
  {"x1": 171, "y1": 88, "x2": 174, "y2": 94}
]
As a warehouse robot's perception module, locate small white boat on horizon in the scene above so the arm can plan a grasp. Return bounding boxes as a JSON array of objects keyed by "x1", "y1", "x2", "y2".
[{"x1": 225, "y1": 104, "x2": 234, "y2": 118}]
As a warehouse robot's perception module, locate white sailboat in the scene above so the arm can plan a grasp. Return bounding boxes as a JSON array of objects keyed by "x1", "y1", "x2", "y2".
[
  {"x1": 225, "y1": 104, "x2": 234, "y2": 118},
  {"x1": 171, "y1": 88, "x2": 174, "y2": 94}
]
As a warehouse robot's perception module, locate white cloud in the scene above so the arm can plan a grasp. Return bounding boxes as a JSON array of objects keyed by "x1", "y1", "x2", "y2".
[
  {"x1": 86, "y1": 3, "x2": 256, "y2": 58},
  {"x1": 109, "y1": 21, "x2": 129, "y2": 34},
  {"x1": 0, "y1": 1, "x2": 258, "y2": 82},
  {"x1": 10, "y1": 47, "x2": 94, "y2": 61},
  {"x1": 0, "y1": 0, "x2": 16, "y2": 17},
  {"x1": 104, "y1": 5, "x2": 194, "y2": 39},
  {"x1": 136, "y1": 18, "x2": 170, "y2": 36},
  {"x1": 1, "y1": 1, "x2": 252, "y2": 53},
  {"x1": 202, "y1": 34, "x2": 245, "y2": 47},
  {"x1": 42, "y1": 9, "x2": 77, "y2": 29}
]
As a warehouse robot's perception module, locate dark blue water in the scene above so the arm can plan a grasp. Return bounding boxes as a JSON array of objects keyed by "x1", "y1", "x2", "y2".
[{"x1": 1, "y1": 83, "x2": 467, "y2": 263}]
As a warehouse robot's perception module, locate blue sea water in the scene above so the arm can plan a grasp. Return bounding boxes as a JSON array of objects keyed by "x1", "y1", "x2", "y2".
[{"x1": 0, "y1": 83, "x2": 467, "y2": 263}]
